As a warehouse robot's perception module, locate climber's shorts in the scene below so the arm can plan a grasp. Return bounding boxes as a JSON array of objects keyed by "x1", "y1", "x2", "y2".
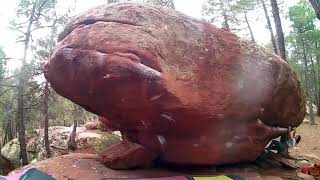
[{"x1": 266, "y1": 140, "x2": 289, "y2": 153}]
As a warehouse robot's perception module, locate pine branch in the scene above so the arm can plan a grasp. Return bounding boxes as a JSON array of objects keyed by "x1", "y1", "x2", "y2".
[
  {"x1": 0, "y1": 57, "x2": 13, "y2": 61},
  {"x1": 0, "y1": 83, "x2": 18, "y2": 88},
  {"x1": 16, "y1": 29, "x2": 28, "y2": 36},
  {"x1": 0, "y1": 87, "x2": 14, "y2": 97}
]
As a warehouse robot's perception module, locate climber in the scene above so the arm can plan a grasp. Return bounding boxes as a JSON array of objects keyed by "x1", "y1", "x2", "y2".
[{"x1": 265, "y1": 127, "x2": 301, "y2": 154}]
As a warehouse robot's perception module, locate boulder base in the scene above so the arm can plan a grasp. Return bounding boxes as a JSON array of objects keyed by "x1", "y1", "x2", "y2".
[
  {"x1": 8, "y1": 153, "x2": 300, "y2": 180},
  {"x1": 99, "y1": 141, "x2": 157, "y2": 169}
]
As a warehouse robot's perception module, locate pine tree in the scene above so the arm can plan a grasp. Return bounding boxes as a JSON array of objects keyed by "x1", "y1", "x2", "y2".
[
  {"x1": 11, "y1": 0, "x2": 59, "y2": 165},
  {"x1": 270, "y1": 0, "x2": 286, "y2": 60},
  {"x1": 288, "y1": 0, "x2": 318, "y2": 125},
  {"x1": 260, "y1": 0, "x2": 278, "y2": 54},
  {"x1": 202, "y1": 0, "x2": 233, "y2": 31},
  {"x1": 231, "y1": 0, "x2": 257, "y2": 42},
  {"x1": 308, "y1": 0, "x2": 320, "y2": 20},
  {"x1": 0, "y1": 48, "x2": 6, "y2": 80}
]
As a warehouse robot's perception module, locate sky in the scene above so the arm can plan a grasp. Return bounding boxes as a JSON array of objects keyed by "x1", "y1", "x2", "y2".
[
  {"x1": 0, "y1": 0, "x2": 20, "y2": 66},
  {"x1": 0, "y1": 0, "x2": 299, "y2": 70}
]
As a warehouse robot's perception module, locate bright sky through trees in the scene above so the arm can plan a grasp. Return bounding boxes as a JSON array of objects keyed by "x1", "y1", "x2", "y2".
[{"x1": 0, "y1": 0, "x2": 298, "y2": 70}]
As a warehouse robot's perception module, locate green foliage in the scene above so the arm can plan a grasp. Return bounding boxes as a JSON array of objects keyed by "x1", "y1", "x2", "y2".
[
  {"x1": 0, "y1": 47, "x2": 6, "y2": 80},
  {"x1": 289, "y1": 0, "x2": 316, "y2": 33},
  {"x1": 202, "y1": 0, "x2": 257, "y2": 40},
  {"x1": 202, "y1": 0, "x2": 232, "y2": 25},
  {"x1": 0, "y1": 47, "x2": 9, "y2": 130},
  {"x1": 287, "y1": 0, "x2": 320, "y2": 110},
  {"x1": 231, "y1": 0, "x2": 256, "y2": 14},
  {"x1": 287, "y1": 0, "x2": 318, "y2": 70},
  {"x1": 0, "y1": 72, "x2": 17, "y2": 146},
  {"x1": 0, "y1": 0, "x2": 93, "y2": 148}
]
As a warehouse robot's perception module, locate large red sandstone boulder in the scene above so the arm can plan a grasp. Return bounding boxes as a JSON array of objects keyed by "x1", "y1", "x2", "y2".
[{"x1": 44, "y1": 3, "x2": 305, "y2": 168}]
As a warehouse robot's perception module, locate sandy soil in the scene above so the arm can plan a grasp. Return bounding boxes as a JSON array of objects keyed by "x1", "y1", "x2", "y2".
[{"x1": 290, "y1": 116, "x2": 320, "y2": 159}]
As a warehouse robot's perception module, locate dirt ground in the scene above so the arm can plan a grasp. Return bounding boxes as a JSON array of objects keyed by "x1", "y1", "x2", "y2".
[{"x1": 290, "y1": 116, "x2": 320, "y2": 159}]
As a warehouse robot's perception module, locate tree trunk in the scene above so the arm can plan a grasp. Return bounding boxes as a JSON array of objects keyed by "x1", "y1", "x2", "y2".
[
  {"x1": 273, "y1": 0, "x2": 289, "y2": 152},
  {"x1": 162, "y1": 0, "x2": 175, "y2": 9},
  {"x1": 16, "y1": 3, "x2": 37, "y2": 166},
  {"x1": 2, "y1": 123, "x2": 8, "y2": 146},
  {"x1": 67, "y1": 105, "x2": 79, "y2": 151},
  {"x1": 270, "y1": 0, "x2": 286, "y2": 60},
  {"x1": 244, "y1": 12, "x2": 255, "y2": 43},
  {"x1": 43, "y1": 81, "x2": 51, "y2": 157},
  {"x1": 67, "y1": 119, "x2": 77, "y2": 151},
  {"x1": 17, "y1": 79, "x2": 28, "y2": 165},
  {"x1": 310, "y1": 55, "x2": 318, "y2": 113},
  {"x1": 315, "y1": 41, "x2": 320, "y2": 116},
  {"x1": 10, "y1": 94, "x2": 16, "y2": 140},
  {"x1": 261, "y1": 0, "x2": 278, "y2": 54},
  {"x1": 318, "y1": 89, "x2": 320, "y2": 116},
  {"x1": 302, "y1": 38, "x2": 315, "y2": 125},
  {"x1": 2, "y1": 120, "x2": 12, "y2": 146},
  {"x1": 220, "y1": 0, "x2": 230, "y2": 31},
  {"x1": 309, "y1": 0, "x2": 320, "y2": 20},
  {"x1": 7, "y1": 121, "x2": 13, "y2": 142}
]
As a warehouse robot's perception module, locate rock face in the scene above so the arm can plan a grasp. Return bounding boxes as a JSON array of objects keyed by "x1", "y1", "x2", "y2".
[
  {"x1": 1, "y1": 139, "x2": 21, "y2": 167},
  {"x1": 84, "y1": 121, "x2": 105, "y2": 130},
  {"x1": 99, "y1": 141, "x2": 157, "y2": 169},
  {"x1": 44, "y1": 3, "x2": 306, "y2": 167}
]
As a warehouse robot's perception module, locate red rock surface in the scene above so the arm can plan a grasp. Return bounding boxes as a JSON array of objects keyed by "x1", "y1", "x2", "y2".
[
  {"x1": 10, "y1": 153, "x2": 299, "y2": 180},
  {"x1": 99, "y1": 141, "x2": 157, "y2": 169},
  {"x1": 44, "y1": 3, "x2": 306, "y2": 167}
]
